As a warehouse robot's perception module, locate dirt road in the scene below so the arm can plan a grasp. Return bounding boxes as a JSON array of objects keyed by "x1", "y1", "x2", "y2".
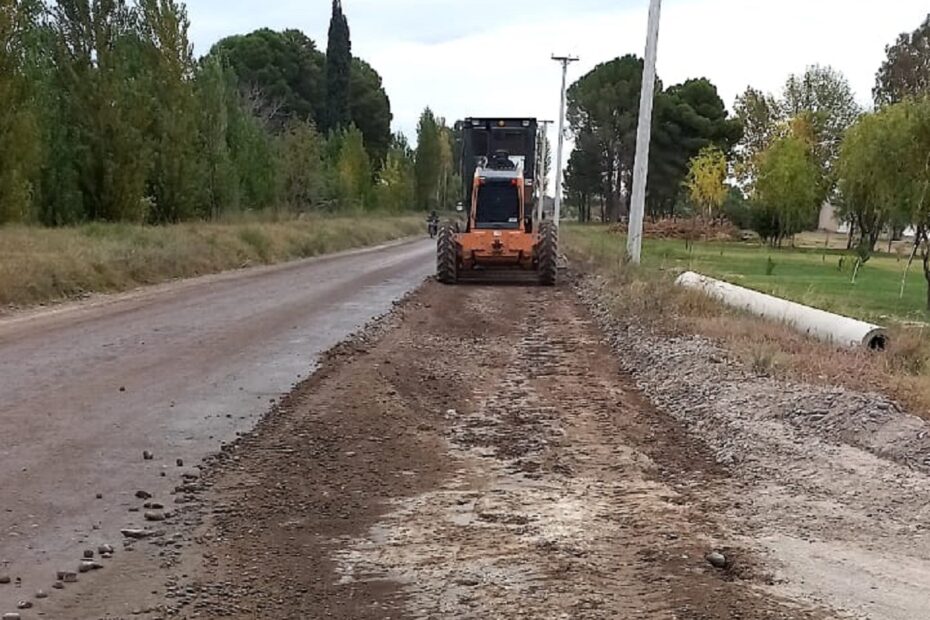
[
  {"x1": 0, "y1": 239, "x2": 434, "y2": 613},
  {"x1": 9, "y1": 270, "x2": 930, "y2": 619},
  {"x1": 39, "y1": 280, "x2": 839, "y2": 619}
]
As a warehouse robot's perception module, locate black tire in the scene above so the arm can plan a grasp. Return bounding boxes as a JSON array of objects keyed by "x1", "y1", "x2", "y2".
[
  {"x1": 437, "y1": 224, "x2": 458, "y2": 284},
  {"x1": 537, "y1": 221, "x2": 558, "y2": 286}
]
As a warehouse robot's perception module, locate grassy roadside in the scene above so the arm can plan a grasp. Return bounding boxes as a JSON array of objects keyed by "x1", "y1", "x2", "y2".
[
  {"x1": 0, "y1": 214, "x2": 425, "y2": 310},
  {"x1": 570, "y1": 226, "x2": 930, "y2": 324},
  {"x1": 563, "y1": 225, "x2": 930, "y2": 418}
]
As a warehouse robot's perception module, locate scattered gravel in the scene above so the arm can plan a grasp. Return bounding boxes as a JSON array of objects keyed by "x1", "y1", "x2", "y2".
[{"x1": 576, "y1": 274, "x2": 930, "y2": 619}]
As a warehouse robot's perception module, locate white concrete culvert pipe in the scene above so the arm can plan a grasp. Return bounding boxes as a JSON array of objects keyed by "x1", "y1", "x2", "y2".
[{"x1": 675, "y1": 271, "x2": 889, "y2": 351}]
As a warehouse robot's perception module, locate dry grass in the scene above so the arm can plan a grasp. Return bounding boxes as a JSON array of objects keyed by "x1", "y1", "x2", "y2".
[
  {"x1": 564, "y1": 225, "x2": 930, "y2": 418},
  {"x1": 0, "y1": 214, "x2": 424, "y2": 309}
]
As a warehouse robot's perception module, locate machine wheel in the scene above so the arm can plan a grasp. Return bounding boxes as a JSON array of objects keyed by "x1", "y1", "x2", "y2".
[
  {"x1": 437, "y1": 224, "x2": 458, "y2": 284},
  {"x1": 537, "y1": 221, "x2": 558, "y2": 286}
]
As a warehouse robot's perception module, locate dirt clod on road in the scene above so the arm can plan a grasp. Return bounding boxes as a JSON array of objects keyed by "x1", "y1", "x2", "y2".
[{"x1": 46, "y1": 280, "x2": 838, "y2": 619}]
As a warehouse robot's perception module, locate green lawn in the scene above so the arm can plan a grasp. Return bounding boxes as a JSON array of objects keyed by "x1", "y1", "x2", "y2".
[{"x1": 566, "y1": 225, "x2": 930, "y2": 324}]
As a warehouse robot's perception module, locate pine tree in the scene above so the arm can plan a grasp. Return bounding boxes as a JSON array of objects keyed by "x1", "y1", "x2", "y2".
[{"x1": 325, "y1": 0, "x2": 351, "y2": 133}]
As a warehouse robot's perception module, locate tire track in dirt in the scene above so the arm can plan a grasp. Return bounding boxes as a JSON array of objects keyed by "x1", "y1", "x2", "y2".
[{"x1": 48, "y1": 281, "x2": 833, "y2": 619}]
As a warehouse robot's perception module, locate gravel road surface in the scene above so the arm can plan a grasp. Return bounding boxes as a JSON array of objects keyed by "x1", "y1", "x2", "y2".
[
  {"x1": 7, "y1": 263, "x2": 930, "y2": 619},
  {"x1": 0, "y1": 239, "x2": 433, "y2": 612}
]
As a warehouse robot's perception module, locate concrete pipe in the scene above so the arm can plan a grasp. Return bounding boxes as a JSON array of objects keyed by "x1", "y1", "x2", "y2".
[{"x1": 675, "y1": 271, "x2": 889, "y2": 351}]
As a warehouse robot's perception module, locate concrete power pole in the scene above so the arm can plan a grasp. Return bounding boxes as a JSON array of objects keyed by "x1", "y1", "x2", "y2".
[
  {"x1": 536, "y1": 120, "x2": 554, "y2": 224},
  {"x1": 552, "y1": 55, "x2": 578, "y2": 228},
  {"x1": 627, "y1": 0, "x2": 663, "y2": 264}
]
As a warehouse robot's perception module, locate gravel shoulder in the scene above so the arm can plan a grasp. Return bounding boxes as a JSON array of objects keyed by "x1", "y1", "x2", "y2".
[{"x1": 578, "y1": 275, "x2": 930, "y2": 619}]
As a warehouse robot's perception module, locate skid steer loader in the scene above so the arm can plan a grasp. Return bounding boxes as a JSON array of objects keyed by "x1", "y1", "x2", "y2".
[{"x1": 436, "y1": 118, "x2": 557, "y2": 286}]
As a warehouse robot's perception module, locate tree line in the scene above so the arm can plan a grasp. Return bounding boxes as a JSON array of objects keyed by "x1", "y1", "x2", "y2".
[
  {"x1": 563, "y1": 54, "x2": 743, "y2": 223},
  {"x1": 563, "y1": 13, "x2": 930, "y2": 305},
  {"x1": 0, "y1": 0, "x2": 457, "y2": 226}
]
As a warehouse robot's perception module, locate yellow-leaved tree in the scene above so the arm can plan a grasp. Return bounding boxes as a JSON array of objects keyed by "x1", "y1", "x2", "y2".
[{"x1": 684, "y1": 146, "x2": 728, "y2": 220}]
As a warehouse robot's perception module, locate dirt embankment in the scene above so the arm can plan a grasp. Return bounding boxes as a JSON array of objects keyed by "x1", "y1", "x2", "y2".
[{"x1": 43, "y1": 280, "x2": 836, "y2": 620}]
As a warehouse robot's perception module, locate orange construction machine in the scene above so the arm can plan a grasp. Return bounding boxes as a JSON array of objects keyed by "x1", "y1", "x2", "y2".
[{"x1": 437, "y1": 118, "x2": 557, "y2": 286}]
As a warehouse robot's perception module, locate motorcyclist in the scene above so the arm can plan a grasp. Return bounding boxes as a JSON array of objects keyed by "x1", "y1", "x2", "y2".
[{"x1": 427, "y1": 210, "x2": 439, "y2": 238}]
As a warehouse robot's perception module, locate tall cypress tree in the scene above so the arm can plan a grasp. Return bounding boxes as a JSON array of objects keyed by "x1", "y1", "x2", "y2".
[{"x1": 325, "y1": 0, "x2": 352, "y2": 132}]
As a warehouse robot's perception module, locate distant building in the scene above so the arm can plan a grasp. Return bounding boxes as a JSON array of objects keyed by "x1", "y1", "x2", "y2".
[{"x1": 818, "y1": 203, "x2": 850, "y2": 234}]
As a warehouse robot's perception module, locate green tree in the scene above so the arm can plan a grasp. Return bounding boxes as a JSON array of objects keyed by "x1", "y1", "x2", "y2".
[
  {"x1": 194, "y1": 56, "x2": 239, "y2": 218},
  {"x1": 325, "y1": 0, "x2": 351, "y2": 132},
  {"x1": 733, "y1": 86, "x2": 783, "y2": 188},
  {"x1": 0, "y1": 0, "x2": 43, "y2": 223},
  {"x1": 437, "y1": 122, "x2": 457, "y2": 210},
  {"x1": 648, "y1": 78, "x2": 742, "y2": 216},
  {"x1": 874, "y1": 14, "x2": 930, "y2": 106},
  {"x1": 414, "y1": 108, "x2": 441, "y2": 211},
  {"x1": 139, "y1": 0, "x2": 200, "y2": 222},
  {"x1": 837, "y1": 108, "x2": 915, "y2": 264},
  {"x1": 907, "y1": 98, "x2": 930, "y2": 308},
  {"x1": 564, "y1": 129, "x2": 603, "y2": 222},
  {"x1": 841, "y1": 98, "x2": 930, "y2": 305},
  {"x1": 567, "y1": 55, "x2": 644, "y2": 221},
  {"x1": 334, "y1": 125, "x2": 372, "y2": 210},
  {"x1": 52, "y1": 0, "x2": 152, "y2": 222},
  {"x1": 228, "y1": 93, "x2": 278, "y2": 211},
  {"x1": 377, "y1": 136, "x2": 415, "y2": 212},
  {"x1": 349, "y1": 58, "x2": 392, "y2": 166},
  {"x1": 567, "y1": 57, "x2": 740, "y2": 220},
  {"x1": 208, "y1": 28, "x2": 325, "y2": 127},
  {"x1": 781, "y1": 65, "x2": 861, "y2": 195},
  {"x1": 722, "y1": 187, "x2": 752, "y2": 229},
  {"x1": 276, "y1": 119, "x2": 325, "y2": 212},
  {"x1": 752, "y1": 134, "x2": 822, "y2": 246}
]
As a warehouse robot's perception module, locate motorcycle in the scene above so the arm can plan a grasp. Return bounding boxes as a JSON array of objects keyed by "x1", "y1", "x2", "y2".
[{"x1": 427, "y1": 218, "x2": 439, "y2": 239}]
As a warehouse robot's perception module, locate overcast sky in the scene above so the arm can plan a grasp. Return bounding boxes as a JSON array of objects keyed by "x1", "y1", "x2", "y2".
[{"x1": 188, "y1": 0, "x2": 929, "y2": 145}]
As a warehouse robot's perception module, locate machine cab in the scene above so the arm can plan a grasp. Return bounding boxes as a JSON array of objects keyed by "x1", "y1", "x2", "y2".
[{"x1": 471, "y1": 153, "x2": 526, "y2": 232}]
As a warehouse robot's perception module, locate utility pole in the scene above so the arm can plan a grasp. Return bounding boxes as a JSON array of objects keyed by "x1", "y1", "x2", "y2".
[
  {"x1": 536, "y1": 120, "x2": 554, "y2": 224},
  {"x1": 552, "y1": 54, "x2": 578, "y2": 228},
  {"x1": 627, "y1": 0, "x2": 662, "y2": 264}
]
